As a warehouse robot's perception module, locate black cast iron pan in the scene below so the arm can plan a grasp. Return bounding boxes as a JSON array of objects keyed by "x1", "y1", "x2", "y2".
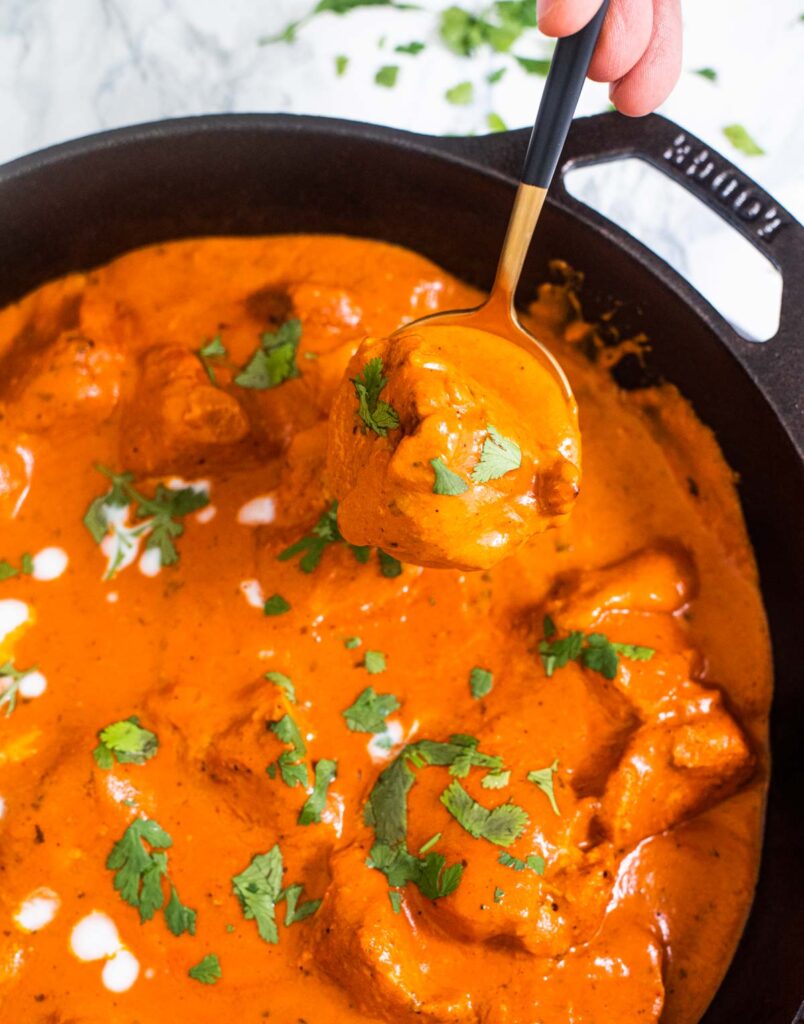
[{"x1": 0, "y1": 111, "x2": 801, "y2": 1023}]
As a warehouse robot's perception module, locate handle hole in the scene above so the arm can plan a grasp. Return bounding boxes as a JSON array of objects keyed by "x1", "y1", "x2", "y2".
[{"x1": 563, "y1": 157, "x2": 782, "y2": 342}]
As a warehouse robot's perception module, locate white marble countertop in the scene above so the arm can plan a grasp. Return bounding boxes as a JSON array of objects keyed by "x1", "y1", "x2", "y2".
[{"x1": 2, "y1": 0, "x2": 802, "y2": 338}]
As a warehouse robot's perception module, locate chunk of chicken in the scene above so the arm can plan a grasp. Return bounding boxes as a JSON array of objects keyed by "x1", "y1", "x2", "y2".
[
  {"x1": 327, "y1": 327, "x2": 581, "y2": 571},
  {"x1": 121, "y1": 345, "x2": 249, "y2": 474}
]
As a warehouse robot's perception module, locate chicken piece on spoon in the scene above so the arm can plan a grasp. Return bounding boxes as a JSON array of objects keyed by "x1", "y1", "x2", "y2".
[{"x1": 327, "y1": 5, "x2": 609, "y2": 570}]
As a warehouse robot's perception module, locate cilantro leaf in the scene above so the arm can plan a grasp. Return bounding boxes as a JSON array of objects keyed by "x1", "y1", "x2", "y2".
[
  {"x1": 439, "y1": 2, "x2": 530, "y2": 56},
  {"x1": 526, "y1": 759, "x2": 560, "y2": 816},
  {"x1": 539, "y1": 619, "x2": 655, "y2": 680},
  {"x1": 335, "y1": 54, "x2": 349, "y2": 75},
  {"x1": 93, "y1": 716, "x2": 159, "y2": 769},
  {"x1": 440, "y1": 780, "x2": 529, "y2": 846},
  {"x1": 487, "y1": 67, "x2": 507, "y2": 84},
  {"x1": 282, "y1": 882, "x2": 321, "y2": 925},
  {"x1": 539, "y1": 624, "x2": 584, "y2": 676},
  {"x1": 298, "y1": 758, "x2": 337, "y2": 825},
  {"x1": 352, "y1": 358, "x2": 400, "y2": 437},
  {"x1": 388, "y1": 890, "x2": 403, "y2": 913},
  {"x1": 188, "y1": 953, "x2": 221, "y2": 985},
  {"x1": 265, "y1": 671, "x2": 295, "y2": 702},
  {"x1": 264, "y1": 593, "x2": 291, "y2": 616},
  {"x1": 498, "y1": 850, "x2": 545, "y2": 874},
  {"x1": 431, "y1": 457, "x2": 469, "y2": 495},
  {"x1": 486, "y1": 112, "x2": 508, "y2": 132},
  {"x1": 235, "y1": 319, "x2": 302, "y2": 390},
  {"x1": 375, "y1": 64, "x2": 400, "y2": 87},
  {"x1": 416, "y1": 851, "x2": 463, "y2": 898},
  {"x1": 164, "y1": 885, "x2": 197, "y2": 936},
  {"x1": 363, "y1": 650, "x2": 387, "y2": 674},
  {"x1": 106, "y1": 818, "x2": 195, "y2": 931},
  {"x1": 469, "y1": 666, "x2": 493, "y2": 699},
  {"x1": 395, "y1": 40, "x2": 425, "y2": 54},
  {"x1": 723, "y1": 124, "x2": 765, "y2": 157},
  {"x1": 693, "y1": 67, "x2": 718, "y2": 82},
  {"x1": 481, "y1": 770, "x2": 510, "y2": 789},
  {"x1": 0, "y1": 554, "x2": 33, "y2": 582},
  {"x1": 445, "y1": 81, "x2": 474, "y2": 105},
  {"x1": 515, "y1": 55, "x2": 550, "y2": 75},
  {"x1": 270, "y1": 713, "x2": 309, "y2": 788},
  {"x1": 494, "y1": 886, "x2": 504, "y2": 902},
  {"x1": 231, "y1": 846, "x2": 284, "y2": 944},
  {"x1": 278, "y1": 501, "x2": 366, "y2": 573},
  {"x1": 343, "y1": 686, "x2": 400, "y2": 733},
  {"x1": 471, "y1": 425, "x2": 521, "y2": 483},
  {"x1": 197, "y1": 336, "x2": 228, "y2": 384},
  {"x1": 419, "y1": 833, "x2": 441, "y2": 854},
  {"x1": 0, "y1": 661, "x2": 33, "y2": 718},
  {"x1": 84, "y1": 467, "x2": 208, "y2": 571},
  {"x1": 344, "y1": 636, "x2": 362, "y2": 649},
  {"x1": 377, "y1": 549, "x2": 403, "y2": 578}
]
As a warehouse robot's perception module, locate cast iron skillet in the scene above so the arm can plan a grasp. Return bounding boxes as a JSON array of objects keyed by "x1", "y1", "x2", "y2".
[{"x1": 0, "y1": 112, "x2": 801, "y2": 1023}]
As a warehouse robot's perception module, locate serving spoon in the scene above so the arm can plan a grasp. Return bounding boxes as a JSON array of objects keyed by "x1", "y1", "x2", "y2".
[{"x1": 393, "y1": 0, "x2": 610, "y2": 399}]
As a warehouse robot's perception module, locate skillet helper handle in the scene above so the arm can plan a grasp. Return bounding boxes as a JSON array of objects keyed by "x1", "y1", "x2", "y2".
[
  {"x1": 521, "y1": 0, "x2": 609, "y2": 188},
  {"x1": 551, "y1": 112, "x2": 804, "y2": 453}
]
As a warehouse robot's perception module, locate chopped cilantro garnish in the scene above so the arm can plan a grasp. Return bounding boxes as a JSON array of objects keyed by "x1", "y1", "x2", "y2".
[
  {"x1": 723, "y1": 124, "x2": 765, "y2": 156},
  {"x1": 197, "y1": 336, "x2": 228, "y2": 384},
  {"x1": 388, "y1": 890, "x2": 403, "y2": 913},
  {"x1": 106, "y1": 818, "x2": 196, "y2": 933},
  {"x1": 538, "y1": 617, "x2": 655, "y2": 680},
  {"x1": 263, "y1": 593, "x2": 291, "y2": 616},
  {"x1": 527, "y1": 759, "x2": 560, "y2": 815},
  {"x1": 343, "y1": 686, "x2": 400, "y2": 733},
  {"x1": 165, "y1": 885, "x2": 198, "y2": 937},
  {"x1": 0, "y1": 661, "x2": 34, "y2": 718},
  {"x1": 375, "y1": 64, "x2": 400, "y2": 87},
  {"x1": 352, "y1": 357, "x2": 400, "y2": 437},
  {"x1": 471, "y1": 425, "x2": 521, "y2": 483},
  {"x1": 498, "y1": 850, "x2": 545, "y2": 874},
  {"x1": 441, "y1": 780, "x2": 528, "y2": 846},
  {"x1": 93, "y1": 716, "x2": 158, "y2": 770},
  {"x1": 487, "y1": 66, "x2": 507, "y2": 83},
  {"x1": 282, "y1": 882, "x2": 321, "y2": 925},
  {"x1": 0, "y1": 554, "x2": 33, "y2": 582},
  {"x1": 188, "y1": 953, "x2": 221, "y2": 985},
  {"x1": 395, "y1": 40, "x2": 425, "y2": 54},
  {"x1": 515, "y1": 55, "x2": 550, "y2": 75},
  {"x1": 378, "y1": 548, "x2": 403, "y2": 578},
  {"x1": 440, "y1": 2, "x2": 533, "y2": 57},
  {"x1": 265, "y1": 671, "x2": 295, "y2": 702},
  {"x1": 278, "y1": 501, "x2": 368, "y2": 572},
  {"x1": 419, "y1": 833, "x2": 441, "y2": 854},
  {"x1": 486, "y1": 112, "x2": 508, "y2": 132},
  {"x1": 298, "y1": 758, "x2": 337, "y2": 825},
  {"x1": 363, "y1": 650, "x2": 387, "y2": 674},
  {"x1": 231, "y1": 846, "x2": 283, "y2": 944},
  {"x1": 431, "y1": 457, "x2": 469, "y2": 495},
  {"x1": 469, "y1": 666, "x2": 493, "y2": 699},
  {"x1": 344, "y1": 636, "x2": 362, "y2": 649},
  {"x1": 445, "y1": 80, "x2": 474, "y2": 105},
  {"x1": 481, "y1": 769, "x2": 510, "y2": 789},
  {"x1": 364, "y1": 735, "x2": 503, "y2": 900},
  {"x1": 84, "y1": 464, "x2": 208, "y2": 573},
  {"x1": 232, "y1": 844, "x2": 319, "y2": 943},
  {"x1": 235, "y1": 319, "x2": 302, "y2": 390},
  {"x1": 335, "y1": 54, "x2": 349, "y2": 75},
  {"x1": 270, "y1": 713, "x2": 309, "y2": 788},
  {"x1": 493, "y1": 886, "x2": 504, "y2": 903},
  {"x1": 693, "y1": 67, "x2": 718, "y2": 82}
]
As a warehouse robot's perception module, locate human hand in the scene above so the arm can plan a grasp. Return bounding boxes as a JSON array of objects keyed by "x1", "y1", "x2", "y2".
[{"x1": 537, "y1": 0, "x2": 682, "y2": 116}]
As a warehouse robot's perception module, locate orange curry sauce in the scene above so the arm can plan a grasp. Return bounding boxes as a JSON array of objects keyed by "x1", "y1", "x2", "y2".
[{"x1": 0, "y1": 236, "x2": 771, "y2": 1023}]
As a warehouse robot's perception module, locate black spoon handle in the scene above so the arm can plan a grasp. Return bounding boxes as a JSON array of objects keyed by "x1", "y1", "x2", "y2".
[{"x1": 521, "y1": 0, "x2": 610, "y2": 188}]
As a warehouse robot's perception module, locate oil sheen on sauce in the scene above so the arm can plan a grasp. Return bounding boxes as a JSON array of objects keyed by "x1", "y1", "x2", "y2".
[{"x1": 0, "y1": 236, "x2": 771, "y2": 1024}]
